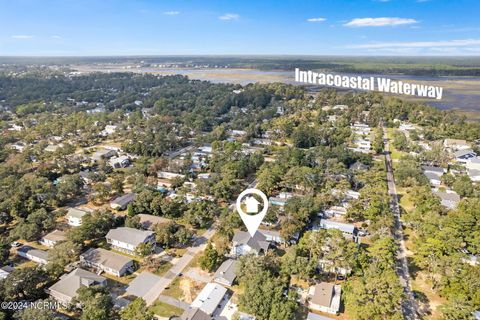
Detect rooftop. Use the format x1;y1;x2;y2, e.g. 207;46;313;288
191;282;228;316
106;227;154;247
81;248;133;271
48;268;106;300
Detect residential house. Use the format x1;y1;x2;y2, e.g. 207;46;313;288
422;165;446;176
315;219;358;242
110;193;135;210
17;245;50;265
322;206;347;218
434;191;460;209
467;158;480;171
126;271;165;306
308;282;341;315
467;169;480;182
157;171;186;180
454;149;477;163
444;139;470;151
424;172;442;186
40;230;67;247
137;214;171;230
80;248;134;277
231;231;270;257
0;266;14;280
106;227;155;255
349;161;368;171
258;229;287;244
191;283;228;316
181;308;211;320
269;192;293;207
91;148;116;161
66;207;90;226
213;259;238;287
307;312;335;320
109;155;131;168
48;268;106;305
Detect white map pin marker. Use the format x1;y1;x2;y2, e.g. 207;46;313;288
236;188;269;237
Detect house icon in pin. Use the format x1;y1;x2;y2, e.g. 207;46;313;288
245;196;261;213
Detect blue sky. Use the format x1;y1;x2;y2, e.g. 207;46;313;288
1;0;480;56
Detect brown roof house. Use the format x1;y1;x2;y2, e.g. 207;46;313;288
308;282;341;315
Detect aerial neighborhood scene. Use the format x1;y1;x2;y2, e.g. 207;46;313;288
1;1;480;320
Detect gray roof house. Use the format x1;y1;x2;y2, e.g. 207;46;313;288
16;245;50;265
0;266;14;279
231;231;270;257
80;248;134;277
315;219;358;242
454;149;477;163
110;193;135;210
48;268;106;304
213;259;238;287
137;214;171;230
421;165;445;176
424;172;442;186
434;191;461;209
307;312;335;320
126;271;165;306
91;148;116;161
106;227;155;255
181;307;211;320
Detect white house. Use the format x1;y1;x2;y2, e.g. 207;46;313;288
66;207;89;227
191;283;229;316
231;231;270;257
454;149;477;163
80;248;134;277
308;282;341;315
40;230;67;247
17;246;50;265
106;227;155;255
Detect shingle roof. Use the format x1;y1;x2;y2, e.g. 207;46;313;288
232;231;269;252
213;259;238;286
110;193;135;207
311;282;334;307
81;248;133;271
126;271;164;305
434;191;460;202
42;229;67;243
181;307;211;320
106;227;154;247
48;268;106;300
17;245;50;261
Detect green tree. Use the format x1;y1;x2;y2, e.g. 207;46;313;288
120;298;154;320
199;242;223;272
75;286;113;320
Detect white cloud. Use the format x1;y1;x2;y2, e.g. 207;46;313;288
344;17;418;27
348;39;480;49
163;11;179;15
307;17;326;22
51;35;62;39
11;35;33;39
219;13;239;21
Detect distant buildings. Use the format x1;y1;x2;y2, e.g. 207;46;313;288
314;219;358;242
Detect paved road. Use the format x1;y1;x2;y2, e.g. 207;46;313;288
384;129;419;320
151;228;216;304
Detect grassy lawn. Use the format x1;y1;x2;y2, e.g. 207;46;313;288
163;277;183;300
149;300;183;318
152;261;173;277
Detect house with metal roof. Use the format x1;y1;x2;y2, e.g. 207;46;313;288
80;248;134;277
106;227;155;255
434;191;460;209
191;283;228;316
48;268;106;304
